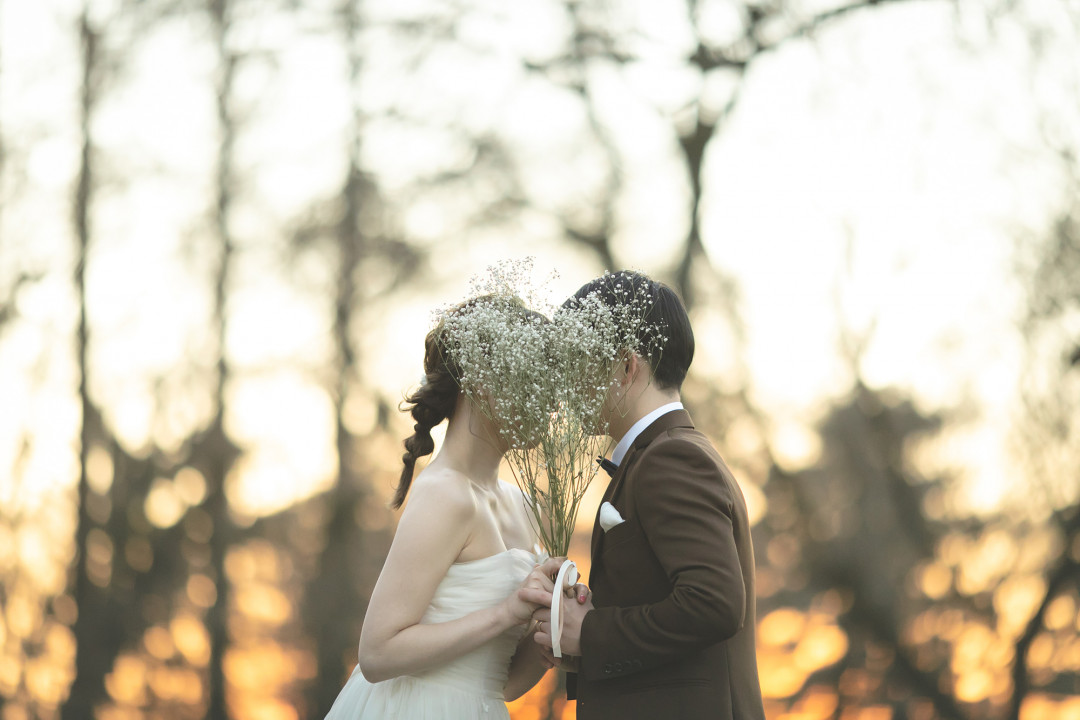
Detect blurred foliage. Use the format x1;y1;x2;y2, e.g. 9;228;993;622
0;0;1078;719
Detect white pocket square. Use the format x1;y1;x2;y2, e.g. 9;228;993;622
599;502;626;532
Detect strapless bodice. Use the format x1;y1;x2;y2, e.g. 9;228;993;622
410;547;538;698
324;548;540;719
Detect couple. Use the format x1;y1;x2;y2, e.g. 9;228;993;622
325;271;766;720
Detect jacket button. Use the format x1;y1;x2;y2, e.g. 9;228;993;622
603;664;612;674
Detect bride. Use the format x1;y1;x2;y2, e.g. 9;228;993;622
325;303;561;719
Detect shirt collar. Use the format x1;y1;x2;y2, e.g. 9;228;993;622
610;401;684;466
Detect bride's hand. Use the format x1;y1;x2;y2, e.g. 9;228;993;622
506;558;564;624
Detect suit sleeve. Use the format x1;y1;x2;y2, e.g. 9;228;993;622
578;438;746;680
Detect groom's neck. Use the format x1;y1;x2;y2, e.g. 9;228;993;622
608;384;681;444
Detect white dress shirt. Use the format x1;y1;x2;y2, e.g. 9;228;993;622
610;401;684;467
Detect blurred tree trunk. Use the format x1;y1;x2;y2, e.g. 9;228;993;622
1007;507;1080;719
204;0;242;715
301;2;372;712
62;11;118;719
1007;165;1080;716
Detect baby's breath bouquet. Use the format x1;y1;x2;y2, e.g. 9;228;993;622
437;261;665;653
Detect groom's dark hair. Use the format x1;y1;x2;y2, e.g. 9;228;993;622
567;271;694;391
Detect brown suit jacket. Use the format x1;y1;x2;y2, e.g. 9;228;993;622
568;409;765;720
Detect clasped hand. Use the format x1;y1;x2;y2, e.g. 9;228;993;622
515;557;594;669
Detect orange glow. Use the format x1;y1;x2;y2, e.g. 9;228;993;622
24;655;69;706
224;642;298;691
508;669;547;718
144;625;176;660
1028;633;1054;669
187;574;218;608
175;467;208;505
5;589;42;640
1015;530;1061;574
235;584;292;626
757;607;849;701
1064;638;1080;672
44;622;75;664
758;650;808;699
1020;693;1080;720
227;546;259;583
1045;594;1077;631
18;525;69;595
995;574;1047;638
935;609;966;641
87;444;114;494
231;697;300;720
906;609;937;645
104;654;148;705
915;562;951;600
794;624;848;671
0;526;15;572
148;666;203;703
759;608;807;647
938;533;970;566
0;653;21;695
145;478;186;528
839;707;892;720
171;613;211;667
226;541;284;584
779;685;838;720
507;669;571;720
951;623;994;673
97;708;144;720
954;667;994;703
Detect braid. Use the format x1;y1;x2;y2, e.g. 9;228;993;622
392;327;460;509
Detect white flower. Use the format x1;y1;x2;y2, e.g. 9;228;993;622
430;260;666;556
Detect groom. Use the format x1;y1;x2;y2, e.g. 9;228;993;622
524;271;766;720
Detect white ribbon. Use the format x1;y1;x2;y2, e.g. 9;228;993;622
549;559;579;659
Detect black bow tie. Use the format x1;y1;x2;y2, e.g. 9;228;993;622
596;457;618;477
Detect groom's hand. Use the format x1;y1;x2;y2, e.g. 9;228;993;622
531;582;593;659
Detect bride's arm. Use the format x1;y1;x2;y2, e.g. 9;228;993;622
358;476;534;683
503;485;555;700
504;622;551;701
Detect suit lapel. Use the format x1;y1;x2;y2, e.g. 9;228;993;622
589;409;695;571
590;459;630;563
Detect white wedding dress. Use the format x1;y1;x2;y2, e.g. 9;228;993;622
325;547;537;719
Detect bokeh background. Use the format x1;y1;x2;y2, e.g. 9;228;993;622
2;0;1079;718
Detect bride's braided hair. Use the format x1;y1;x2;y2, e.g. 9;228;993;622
393;323;461;509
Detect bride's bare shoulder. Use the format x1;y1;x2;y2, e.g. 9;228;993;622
497;479;529;503
404;467;479;518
